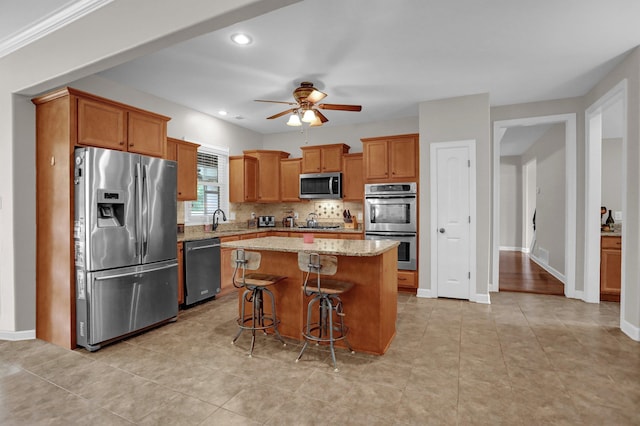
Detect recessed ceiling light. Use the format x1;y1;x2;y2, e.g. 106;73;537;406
218;110;228;116
231;33;252;45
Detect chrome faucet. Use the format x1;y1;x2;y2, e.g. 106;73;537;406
212;209;227;231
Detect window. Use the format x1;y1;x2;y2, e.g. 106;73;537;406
184;145;229;224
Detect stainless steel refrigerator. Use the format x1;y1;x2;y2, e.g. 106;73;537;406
74;147;178;351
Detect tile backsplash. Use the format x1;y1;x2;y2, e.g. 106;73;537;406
178;200;363;228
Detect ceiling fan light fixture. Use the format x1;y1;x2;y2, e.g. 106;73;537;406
301;109;316;123
286;112;302;126
309;114;323;127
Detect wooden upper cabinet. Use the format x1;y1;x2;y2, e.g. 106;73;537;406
361;133;418;182
280;158;301;201
77;98;126;150
127;111;167;157
167;137;199;201
229;155;258;202
342;153;363;200
301;143;350;173
74;89;169;158
243;150;290;202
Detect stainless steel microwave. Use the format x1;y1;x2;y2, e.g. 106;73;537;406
299;172;342;199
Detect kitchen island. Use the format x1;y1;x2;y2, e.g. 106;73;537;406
221;237;399;355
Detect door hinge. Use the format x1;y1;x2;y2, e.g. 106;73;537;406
468;159;471;167
468;216;471;223
468;272;471;279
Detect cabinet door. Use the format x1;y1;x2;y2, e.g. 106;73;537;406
363;140;389;180
340;233;363;240
220;236;240;295
280;159;301;201
229;156;258;202
301;147;322;173
256;152;281;202
176;142;198;201
321;145;345;172
77;98;127;150
397;270;417;289
177;243;184;305
600;238;621;300
389;136;418;180
342;154;363;200
127;111;166;158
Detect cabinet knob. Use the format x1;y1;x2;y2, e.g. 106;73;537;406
119;141;125;146
129;143;134;147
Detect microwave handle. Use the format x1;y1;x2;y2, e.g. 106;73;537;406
329;177;333;194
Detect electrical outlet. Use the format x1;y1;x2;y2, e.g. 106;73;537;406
294;212;298;219
614;211;622;221
229;212;236;220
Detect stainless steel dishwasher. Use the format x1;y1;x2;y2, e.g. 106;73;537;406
183;238;221;307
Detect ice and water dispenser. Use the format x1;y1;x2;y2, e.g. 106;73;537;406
96;189;125;227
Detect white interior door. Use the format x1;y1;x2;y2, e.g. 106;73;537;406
434;144;471;299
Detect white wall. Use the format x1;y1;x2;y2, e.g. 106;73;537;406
584;47;640;335
522;123;566;274
418;93;491;300
261;116;418;157
499;157;522;249
0;0;297;335
601;137;623;219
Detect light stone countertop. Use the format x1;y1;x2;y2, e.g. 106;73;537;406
178;225;362;242
221;236;399;257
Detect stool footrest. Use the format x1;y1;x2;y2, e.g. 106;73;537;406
302;323;349;343
237;315;280;332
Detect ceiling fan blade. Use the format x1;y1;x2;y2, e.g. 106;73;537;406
255;99;297;106
267;109;295;120
306;89;327;103
317;103;362;112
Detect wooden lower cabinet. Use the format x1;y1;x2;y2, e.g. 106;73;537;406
340;233;363;240
220;236;241;296
397;270;417;291
600;236;621;302
177;243;184;305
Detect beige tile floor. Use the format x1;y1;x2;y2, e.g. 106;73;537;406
1;291;639;425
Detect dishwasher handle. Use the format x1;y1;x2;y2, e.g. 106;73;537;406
187;243;220;251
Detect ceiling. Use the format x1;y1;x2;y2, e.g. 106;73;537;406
3;0;640;135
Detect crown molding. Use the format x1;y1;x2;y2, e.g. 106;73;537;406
0;0;112;58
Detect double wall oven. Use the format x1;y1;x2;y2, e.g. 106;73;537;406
364;182;417;270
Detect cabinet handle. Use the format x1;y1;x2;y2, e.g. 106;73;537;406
398;277;407;281
120;141;125;146
129;143;134;147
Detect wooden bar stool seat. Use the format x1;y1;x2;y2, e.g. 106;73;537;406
296;252;354;372
231;249;287;357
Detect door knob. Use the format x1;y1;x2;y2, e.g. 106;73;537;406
439;228;445;233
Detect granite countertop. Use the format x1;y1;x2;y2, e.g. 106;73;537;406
601;230;622;237
221;236;399;257
178;225;362;242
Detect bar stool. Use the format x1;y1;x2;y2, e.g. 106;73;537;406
231;249;287;357
296;252;354;372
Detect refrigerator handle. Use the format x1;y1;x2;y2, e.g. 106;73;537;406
135;162;143;261
142;164;149;258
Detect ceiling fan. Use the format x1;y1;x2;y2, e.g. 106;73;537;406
255;81;362;126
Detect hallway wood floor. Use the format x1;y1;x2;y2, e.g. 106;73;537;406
499;250;565;296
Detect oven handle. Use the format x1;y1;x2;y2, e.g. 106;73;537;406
365;195;416;199
366;232;416;237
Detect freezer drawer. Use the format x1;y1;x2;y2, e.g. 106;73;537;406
76;260;178;351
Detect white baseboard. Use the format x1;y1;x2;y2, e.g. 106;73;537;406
416;287;435;298
529;254;566;285
621;319;640;341
0;329;35;341
474;293;491;304
499;246;530;253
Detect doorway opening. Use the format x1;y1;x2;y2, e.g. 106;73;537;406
492;114;577;297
